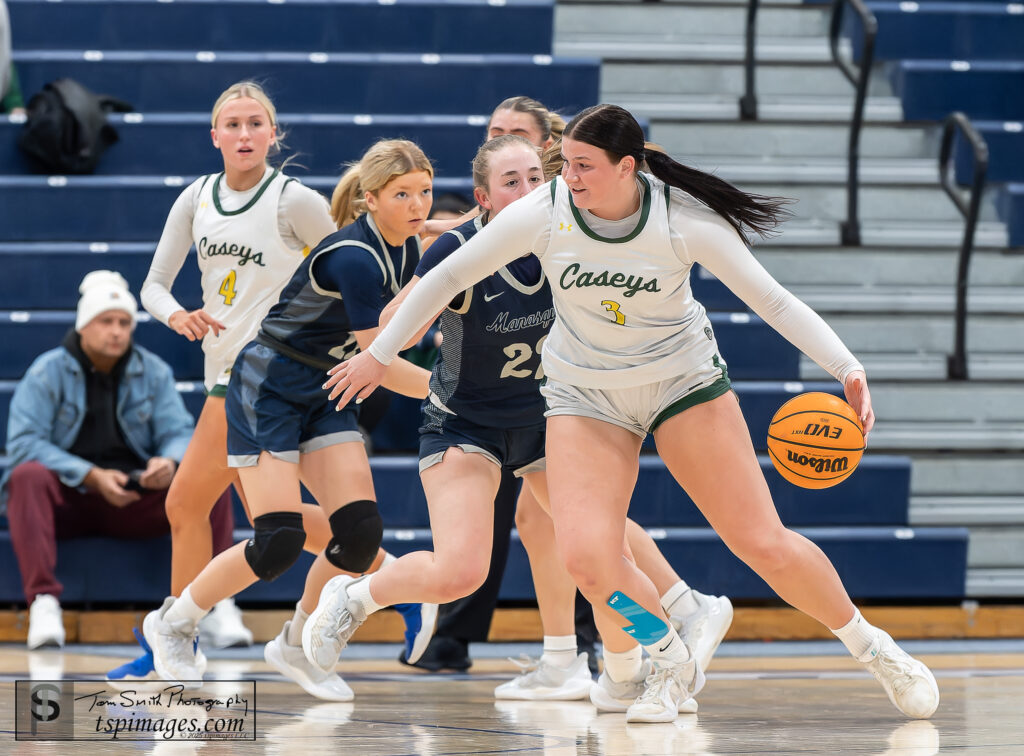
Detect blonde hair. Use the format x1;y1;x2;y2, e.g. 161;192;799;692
210;81;286;162
330;139;434;228
472;135;540;191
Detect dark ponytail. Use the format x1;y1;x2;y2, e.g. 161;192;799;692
564;104;790;239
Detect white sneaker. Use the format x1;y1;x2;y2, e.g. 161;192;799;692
672;591;733;672
143;596;204;689
861;632;939;719
27;594;66;650
495;653;594;701
626;657;705;723
265;621;354;701
199;598;253;649
590;657;695;714
302;575;368;674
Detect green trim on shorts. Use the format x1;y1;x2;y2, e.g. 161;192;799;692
648;355;732;433
206;384;229;398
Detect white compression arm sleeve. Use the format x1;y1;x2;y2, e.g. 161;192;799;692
368;191;549;364
674;206;863;384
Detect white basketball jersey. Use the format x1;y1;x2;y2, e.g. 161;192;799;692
192;169;304;390
538;173;717;389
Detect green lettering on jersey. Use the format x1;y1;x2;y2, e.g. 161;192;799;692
558;263;660;298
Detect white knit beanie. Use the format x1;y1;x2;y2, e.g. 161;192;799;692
75;270;138;332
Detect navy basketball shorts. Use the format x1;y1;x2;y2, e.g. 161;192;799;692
226;342;363;468
418;406;546;478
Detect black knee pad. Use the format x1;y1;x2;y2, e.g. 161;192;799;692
244;512;306;582
325;500;383;573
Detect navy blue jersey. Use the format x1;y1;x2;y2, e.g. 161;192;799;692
418;216;553;429
259;214;419;368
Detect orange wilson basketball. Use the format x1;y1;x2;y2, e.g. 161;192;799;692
767;392;865;489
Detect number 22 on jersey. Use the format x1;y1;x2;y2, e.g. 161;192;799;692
219;270;238;305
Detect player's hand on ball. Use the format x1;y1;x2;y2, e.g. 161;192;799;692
324;351;387;410
843;369;874;439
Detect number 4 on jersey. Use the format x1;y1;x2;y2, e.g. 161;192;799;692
219;270;238;305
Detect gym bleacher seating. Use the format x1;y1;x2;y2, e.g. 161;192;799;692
0;0;969;610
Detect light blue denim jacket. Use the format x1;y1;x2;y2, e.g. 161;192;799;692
1;343;195;512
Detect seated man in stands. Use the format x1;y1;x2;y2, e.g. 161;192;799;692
0;270;237;649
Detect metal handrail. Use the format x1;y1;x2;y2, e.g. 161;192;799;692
939;112;989;381
828;0;877;246
740;0;760;120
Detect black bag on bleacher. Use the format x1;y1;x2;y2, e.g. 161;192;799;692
18;77;132;174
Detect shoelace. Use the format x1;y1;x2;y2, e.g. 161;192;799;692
875;649;918;696
634;667;679;706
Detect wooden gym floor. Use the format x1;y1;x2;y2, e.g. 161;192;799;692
1;639;1023;755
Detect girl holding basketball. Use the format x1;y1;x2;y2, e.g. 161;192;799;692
303;133;730;713
323;105;939;723
139;134;436;696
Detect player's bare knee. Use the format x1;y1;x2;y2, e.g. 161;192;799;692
244;511;306;581
325;500;383;573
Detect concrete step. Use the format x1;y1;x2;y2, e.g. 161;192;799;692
601;61;895;98
800;353;1024;381
690;157;939;185
613;94;905;123
556;3;830;40
967;568;1024;597
652;121;938;159
781;285;1024;314
556;36;837;63
753;248;1024;287
910;455;1024;496
754;220;1008;248
912;496;1024;526
738;184;996;223
814;313;1024;354
868;422;1024;451
968;528;1024;569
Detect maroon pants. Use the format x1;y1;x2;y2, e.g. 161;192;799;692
6;461;234;604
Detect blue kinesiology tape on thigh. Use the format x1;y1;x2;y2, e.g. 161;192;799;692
607;591;670;645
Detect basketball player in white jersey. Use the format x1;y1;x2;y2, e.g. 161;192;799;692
107;82;433;696
322;104;941;723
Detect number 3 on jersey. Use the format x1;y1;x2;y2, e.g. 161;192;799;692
219;270;238;306
602;299;626;326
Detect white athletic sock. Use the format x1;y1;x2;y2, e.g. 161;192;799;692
164;587;208;630
644;625;691;670
661;580;699;619
603;646;643;683
286;603;309;646
348;575;384;616
540;635;578;669
832;609;879;660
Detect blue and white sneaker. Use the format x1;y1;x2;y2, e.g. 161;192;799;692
106;628;156;690
394;602;438;665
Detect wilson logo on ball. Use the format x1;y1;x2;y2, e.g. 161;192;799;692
766;392;865;489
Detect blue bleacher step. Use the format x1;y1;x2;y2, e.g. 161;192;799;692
0;175;472;241
890;60;1024;122
954;120;1024;185
0;245;741;312
367;454;911;529
12;51;599;116
996;183;1024;248
0;524;966;604
844;2;1024;62
1;113;500;177
6;0;554;55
